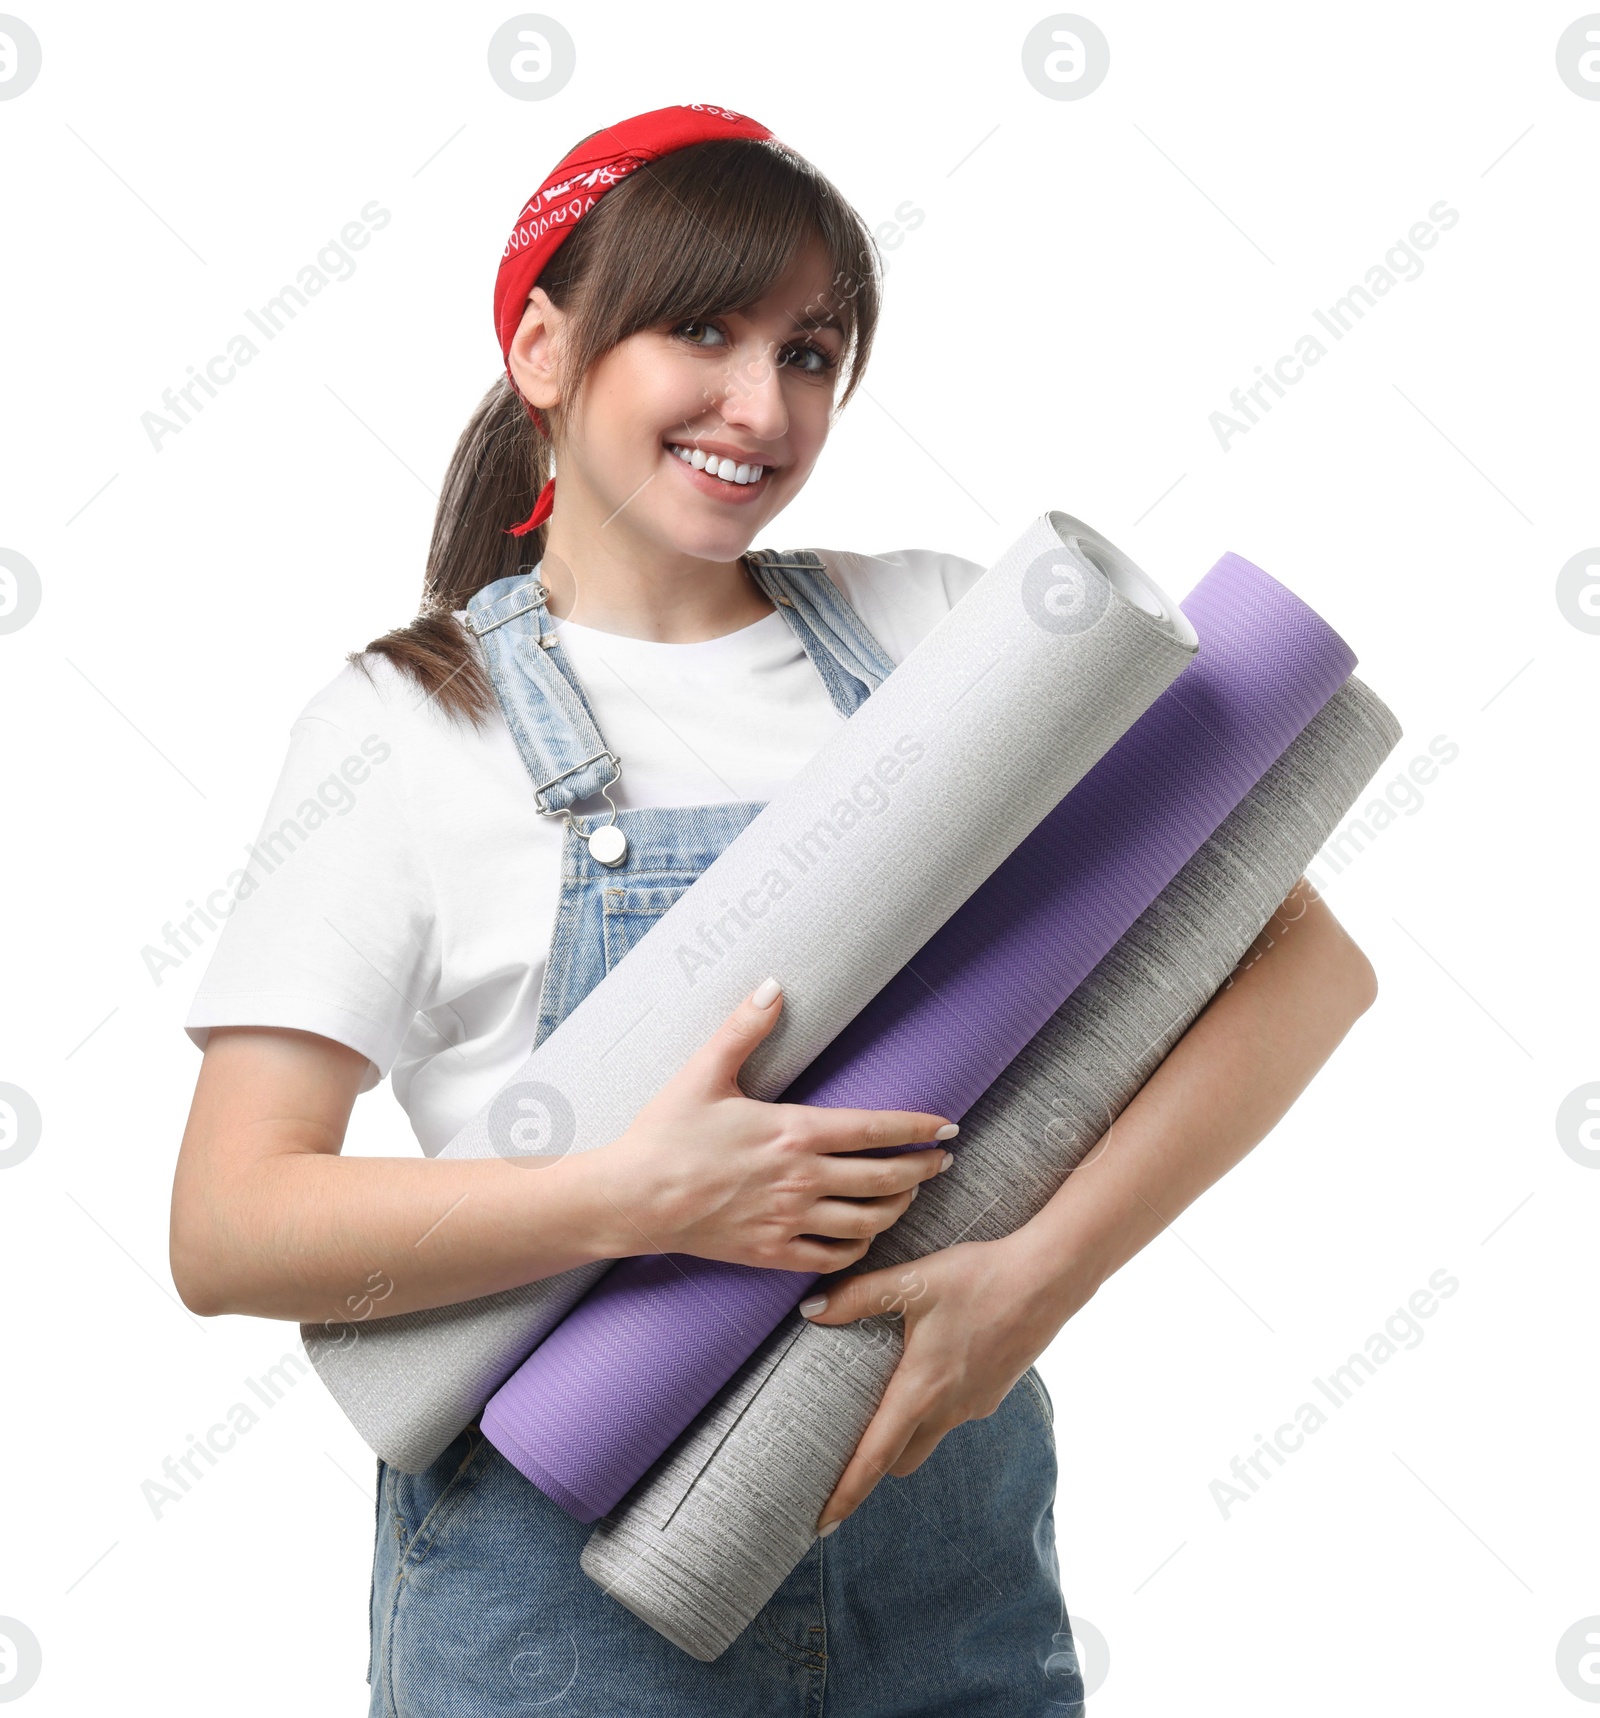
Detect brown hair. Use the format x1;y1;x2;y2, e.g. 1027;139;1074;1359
353;135;883;724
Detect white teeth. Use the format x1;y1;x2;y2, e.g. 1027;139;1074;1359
668;443;766;484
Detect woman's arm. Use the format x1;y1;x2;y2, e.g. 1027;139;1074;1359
169;988;955;1324
171;1025;618;1324
804;879;1378;1530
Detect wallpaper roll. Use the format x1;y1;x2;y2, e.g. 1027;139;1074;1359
481;550;1357;1522
304;512;1199;1473
580;676;1402;1661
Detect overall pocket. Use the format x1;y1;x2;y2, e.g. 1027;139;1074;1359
601;879;695;971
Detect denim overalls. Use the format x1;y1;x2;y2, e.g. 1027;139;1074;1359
367;551;1085;1717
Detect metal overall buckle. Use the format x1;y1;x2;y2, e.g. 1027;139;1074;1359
535;751;628;867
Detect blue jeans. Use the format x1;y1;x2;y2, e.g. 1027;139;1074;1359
368;1366;1082;1715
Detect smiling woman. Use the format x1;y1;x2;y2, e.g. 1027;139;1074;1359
356;124;882;702
169;100;1376;1718
508;241;846;553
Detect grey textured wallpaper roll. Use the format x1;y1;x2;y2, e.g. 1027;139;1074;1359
579;675;1401;1662
304;513;1198;1472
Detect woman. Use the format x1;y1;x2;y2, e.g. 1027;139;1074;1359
171;103;1377;1715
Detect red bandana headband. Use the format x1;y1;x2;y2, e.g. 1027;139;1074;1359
493;102;781;536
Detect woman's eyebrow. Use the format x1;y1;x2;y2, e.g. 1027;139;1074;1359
722;303;846;344
784;309;844;334
733;301;843;334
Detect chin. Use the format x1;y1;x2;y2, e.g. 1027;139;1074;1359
642;489;779;560
657;516;767;562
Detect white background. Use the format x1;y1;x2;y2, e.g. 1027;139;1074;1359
2;1;1596;1711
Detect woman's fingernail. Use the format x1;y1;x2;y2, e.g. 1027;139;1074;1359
799;1294;828;1317
940;1152;955;1171
934;1123;959;1140
750;977;781;1008
817;1518;841;1537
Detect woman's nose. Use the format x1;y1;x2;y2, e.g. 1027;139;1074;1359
714;339;790;439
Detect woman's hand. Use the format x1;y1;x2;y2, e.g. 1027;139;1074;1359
583;978;957;1273
800;1227;1095;1532
799;877;1379;1535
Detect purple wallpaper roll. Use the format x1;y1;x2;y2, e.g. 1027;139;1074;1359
481;553;1357;1522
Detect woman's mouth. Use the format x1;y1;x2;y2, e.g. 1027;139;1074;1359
664;440;772;503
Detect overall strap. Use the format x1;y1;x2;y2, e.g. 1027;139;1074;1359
742;548;897;717
461;549;900;814
461;573;620;817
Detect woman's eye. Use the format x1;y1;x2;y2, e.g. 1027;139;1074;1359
779;341;838;376
675;320;727;348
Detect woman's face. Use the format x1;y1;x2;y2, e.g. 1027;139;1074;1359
514;235;849;562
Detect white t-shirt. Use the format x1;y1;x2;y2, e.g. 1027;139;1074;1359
184;546;987;1155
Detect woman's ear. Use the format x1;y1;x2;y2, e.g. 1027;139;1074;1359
507;287;565;414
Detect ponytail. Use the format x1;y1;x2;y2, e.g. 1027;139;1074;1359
354;376;550;723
